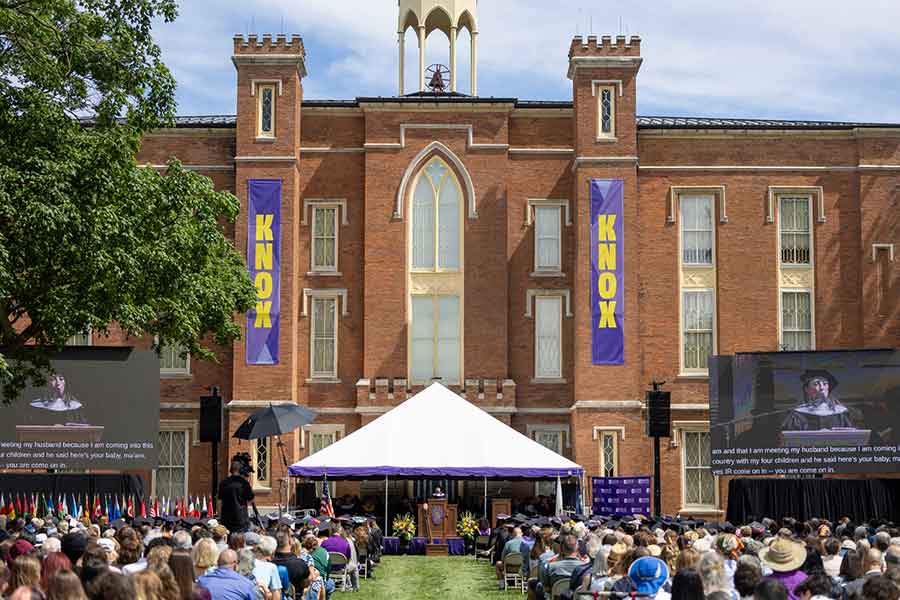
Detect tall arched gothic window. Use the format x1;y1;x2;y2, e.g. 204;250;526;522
411;157;461;271
409;155;464;384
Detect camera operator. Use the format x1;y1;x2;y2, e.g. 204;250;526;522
218;453;256;533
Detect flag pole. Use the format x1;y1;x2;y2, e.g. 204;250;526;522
384;475;389;535
483;476;487;520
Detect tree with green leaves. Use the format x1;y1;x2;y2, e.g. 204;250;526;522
0;0;255;404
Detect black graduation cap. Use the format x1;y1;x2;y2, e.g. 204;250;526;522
182;518;200;528
572;514;586;523
550;517;562;526
132;517;149;528
110;519;127;531
607;520;621;530
496;513;510;521
586;520;600;530
722;522;736;534
352;517;367;526
537;517;552;527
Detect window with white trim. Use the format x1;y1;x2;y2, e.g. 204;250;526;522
600;432;618;477
160;343;190;375
534;206;562;272
65;329;92;346
411;158;461;271
311;205;338;272
534;295;562;379
534;429;563;496
257;83;275;138
253;437;270;488
682;430;715;509
597;85;616;138
310;296;337;379
311;430;337;496
680;195;714;265
682;290;714;372
779;196;812;265
410;295;460;385
781;291;813;351
154;429;188;498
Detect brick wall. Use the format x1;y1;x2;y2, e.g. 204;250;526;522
117;31;900;517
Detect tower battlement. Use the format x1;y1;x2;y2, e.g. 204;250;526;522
569;35;641;58
233;33;305;56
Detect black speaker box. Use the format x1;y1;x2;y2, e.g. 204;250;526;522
646;391;671;437
199;394;222;443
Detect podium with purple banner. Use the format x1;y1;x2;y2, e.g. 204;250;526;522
592;476;651;516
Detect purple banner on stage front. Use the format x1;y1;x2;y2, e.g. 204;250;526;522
246;179;282;365
591;476;651;517
590;179;625;365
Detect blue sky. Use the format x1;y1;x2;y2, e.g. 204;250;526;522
154;1;900;123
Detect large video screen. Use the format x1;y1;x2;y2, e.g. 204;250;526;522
0;347;160;470
710;349;900;476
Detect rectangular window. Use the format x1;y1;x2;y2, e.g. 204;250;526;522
682;430;715;508
311;297;337;379
534;296;562;379
682;290;714;372
534;206;562;272
410;295;460;385
601;432;618;478
680;195;714;265
65;330;92;346
257;84;275;138
253;438;270;488
534;430;563;496
160;344;189;375
779;196;812;265
598;86;615;138
781;291;813;351
311;431;337;496
312;206;338;272
154;429;187;499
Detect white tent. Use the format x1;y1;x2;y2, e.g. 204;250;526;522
289;382;583;479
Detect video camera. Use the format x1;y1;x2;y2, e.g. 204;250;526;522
233;451;253;478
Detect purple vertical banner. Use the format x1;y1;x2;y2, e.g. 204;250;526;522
591;476;651;517
590;179;625;364
246;179;282;365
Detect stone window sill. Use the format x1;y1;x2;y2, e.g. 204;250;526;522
531;378;567;385
306;378;342;384
306;271;342;277
530;271;566;278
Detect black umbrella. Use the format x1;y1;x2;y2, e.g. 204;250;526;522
233;404;318;440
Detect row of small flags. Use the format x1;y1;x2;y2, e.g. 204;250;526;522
0;492;215;522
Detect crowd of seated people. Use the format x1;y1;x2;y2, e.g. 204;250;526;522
0;511;382;600
487;513;900;600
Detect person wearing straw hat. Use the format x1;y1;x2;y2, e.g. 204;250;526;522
760;537;808;600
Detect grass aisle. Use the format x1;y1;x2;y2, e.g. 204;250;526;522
350;555;512;600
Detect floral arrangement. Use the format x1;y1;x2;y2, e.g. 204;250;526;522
392;513;416;541
457;511;479;540
564;519;576;530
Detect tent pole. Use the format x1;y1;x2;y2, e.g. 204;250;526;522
384;475;389;535
483;476;487;520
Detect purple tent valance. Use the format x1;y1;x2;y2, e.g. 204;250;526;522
287;465;584;478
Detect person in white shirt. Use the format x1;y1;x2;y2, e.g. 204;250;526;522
251;535;283;600
821;538;843;579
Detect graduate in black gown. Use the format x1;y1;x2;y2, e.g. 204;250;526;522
781;370;854;431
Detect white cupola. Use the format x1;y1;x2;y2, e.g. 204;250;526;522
397;0;478;95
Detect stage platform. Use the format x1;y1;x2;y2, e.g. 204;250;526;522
382;537;465;556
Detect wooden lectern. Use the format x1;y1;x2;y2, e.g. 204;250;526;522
418;498;458;556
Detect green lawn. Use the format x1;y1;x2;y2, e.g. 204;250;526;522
346;555;512;600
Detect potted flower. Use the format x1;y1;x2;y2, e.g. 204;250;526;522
392;513;416;553
457;511;479;554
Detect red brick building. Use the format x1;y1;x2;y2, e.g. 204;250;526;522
121;1;899;517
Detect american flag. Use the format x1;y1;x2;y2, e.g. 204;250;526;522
320;475;335;518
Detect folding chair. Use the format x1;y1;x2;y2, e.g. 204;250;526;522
550;578;570;600
502;552;525;593
357;545;369;579
474;535;492;562
327;552;350;591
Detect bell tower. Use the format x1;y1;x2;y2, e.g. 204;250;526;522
398;0;478;95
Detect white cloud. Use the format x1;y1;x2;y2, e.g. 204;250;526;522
155;0;900;122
